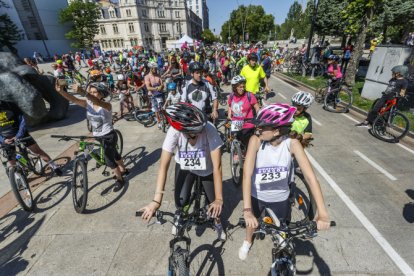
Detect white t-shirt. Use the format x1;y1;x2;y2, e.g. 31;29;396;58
162;122;223;176
86;100;113;137
167;92;181;105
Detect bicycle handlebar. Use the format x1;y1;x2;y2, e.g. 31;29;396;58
0;136;34;148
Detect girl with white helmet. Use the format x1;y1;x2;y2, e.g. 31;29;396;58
116;74;134;118
291;91;315;145
238;103;331;260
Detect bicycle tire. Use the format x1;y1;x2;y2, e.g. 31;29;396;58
230;140;243;187
323;87;353;113
86;118;93;133
224;126;231;153
160;113;168;133
27;154;44;176
289;170;315;223
314;87;326;104
8;166;35;212
138;95;144;109
114;129;124;156
174;252;189;276
372;111;410;143
72;159;88;213
134;110;156;127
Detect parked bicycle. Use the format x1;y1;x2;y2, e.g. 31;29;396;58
314;78;353;113
136;175;214;276
230;209;335;276
51;131;123;213
371;94;410;143
0;137;44;211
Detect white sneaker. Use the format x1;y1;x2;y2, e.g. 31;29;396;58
238;240;251;260
214;223;227;241
158;123;162;129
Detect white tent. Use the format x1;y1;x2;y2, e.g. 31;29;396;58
176;35;194;45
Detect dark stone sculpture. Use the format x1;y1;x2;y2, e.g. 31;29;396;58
0;52;69;125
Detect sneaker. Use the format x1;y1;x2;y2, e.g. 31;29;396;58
238;240;252;260
355;121;369;127
214;223;227;241
158;123;162;129
53;168;63;176
113;179;124;192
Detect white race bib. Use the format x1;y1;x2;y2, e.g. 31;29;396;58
255;166;288;187
179;150;207;170
231;120;244;132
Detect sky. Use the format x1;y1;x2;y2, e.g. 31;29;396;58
207;0;300;35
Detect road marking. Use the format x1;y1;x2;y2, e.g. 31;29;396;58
353;150;397;181
306;151;413;275
396;143;414;155
342;113;360;124
312;118;322;126
278;93;287;100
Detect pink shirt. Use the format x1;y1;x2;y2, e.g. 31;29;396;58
228;92;257;129
327;64;343;79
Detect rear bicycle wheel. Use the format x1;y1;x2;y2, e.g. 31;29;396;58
230;140;243;187
8;166;35;212
134;110;156;127
72;159;88;213
114;129;124;156
289;170;315;223
372;111;410;143
323;87;353;113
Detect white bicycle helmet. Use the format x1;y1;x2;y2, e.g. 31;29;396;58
117;74;124;81
291;91;314;108
231;75;246;86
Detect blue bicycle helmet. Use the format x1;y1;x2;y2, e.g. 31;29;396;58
167;82;177;91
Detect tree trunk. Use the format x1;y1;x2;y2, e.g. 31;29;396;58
341;34;347;48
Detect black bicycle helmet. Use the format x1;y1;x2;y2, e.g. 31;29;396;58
89;82;110;98
391;65;409;77
189;62;203;73
248;53;258;61
164;103;207;134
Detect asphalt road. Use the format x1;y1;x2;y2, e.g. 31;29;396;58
0;74;413;276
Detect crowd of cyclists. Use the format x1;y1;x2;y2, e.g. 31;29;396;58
2;40;411;266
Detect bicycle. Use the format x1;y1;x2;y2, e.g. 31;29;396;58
0;137;43;211
50;130;123;213
314;78;353;113
230;209;335;276
371;94;410;143
136;175;214;276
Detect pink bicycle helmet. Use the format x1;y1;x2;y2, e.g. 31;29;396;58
254;103;296;128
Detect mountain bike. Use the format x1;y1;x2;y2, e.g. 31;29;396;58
315;78;353;113
231;209;335;276
51;130;123;213
371;94;410;143
0;137;43;211
136;175;214;276
289;165;316;223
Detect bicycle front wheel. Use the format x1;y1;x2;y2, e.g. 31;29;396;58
323;87;353;113
28;154;44;176
372;111;410;143
114;129;124;156
230;141;243;187
9;166;35;212
170;250;189;276
134;110;156;127
314;87;326;104
72;159;88;213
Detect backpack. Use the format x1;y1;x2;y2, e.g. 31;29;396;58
229;92;257;117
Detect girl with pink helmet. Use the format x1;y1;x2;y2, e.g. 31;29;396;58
238;103;331;261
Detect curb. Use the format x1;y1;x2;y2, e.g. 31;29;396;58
273;72;414;141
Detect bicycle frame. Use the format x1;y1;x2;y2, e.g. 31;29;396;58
77;140;106;166
379;98;397;115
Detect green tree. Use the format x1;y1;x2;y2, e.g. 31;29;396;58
59;0;101;49
201;29;216;44
220;5;275;43
0;1;22;53
315;0;347;37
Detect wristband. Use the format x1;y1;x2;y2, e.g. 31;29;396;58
152;200;161;206
243;208;252;213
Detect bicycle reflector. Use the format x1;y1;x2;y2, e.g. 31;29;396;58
297;195;304;205
263;216;273;225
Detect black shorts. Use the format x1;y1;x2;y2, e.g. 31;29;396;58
95;130;121;169
236;128;255;149
251;196;291;223
2;132;36;161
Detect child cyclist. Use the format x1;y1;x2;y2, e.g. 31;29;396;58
290;91;315;146
139;103;226;241
239;103;331;260
163;82;181;109
227;75;260;149
54;81;128;192
116;74;134;117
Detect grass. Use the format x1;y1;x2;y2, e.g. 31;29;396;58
282;72;414;132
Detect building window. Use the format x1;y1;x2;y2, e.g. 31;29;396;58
144;22;149;32
159;23;166;32
142;9;147;17
113;24;119;34
110;10;115;18
128;22;135;33
134;38;138;45
108;40;112;48
99;25;106;34
175;11;180;18
114;40;118;47
175;1;178;6
121;39;124;47
176;22;180;32
157;10;165;18
126;9;131;17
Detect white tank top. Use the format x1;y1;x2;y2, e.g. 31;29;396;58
86;100;113;137
251;137;293;202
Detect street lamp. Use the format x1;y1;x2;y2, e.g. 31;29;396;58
306;0;319;60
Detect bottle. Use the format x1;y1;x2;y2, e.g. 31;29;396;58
16;154;22;160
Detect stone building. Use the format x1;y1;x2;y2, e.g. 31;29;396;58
186;0;208;30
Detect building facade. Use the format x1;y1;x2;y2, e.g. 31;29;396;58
94;0;203;52
0;0;73;57
186;0;208;30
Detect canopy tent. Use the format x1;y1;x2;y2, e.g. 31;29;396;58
167;35;194;49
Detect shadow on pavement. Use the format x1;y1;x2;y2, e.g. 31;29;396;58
189;239;225;276
30;104;86;131
122;146;146;168
221;178;242;230
0;212;45;275
294;239;332;276
34;181;71;213
127;148;162;179
403;189;414;223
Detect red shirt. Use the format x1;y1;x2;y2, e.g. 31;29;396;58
180;60;188;75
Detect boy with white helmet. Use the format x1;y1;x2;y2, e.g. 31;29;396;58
291;91;314;145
